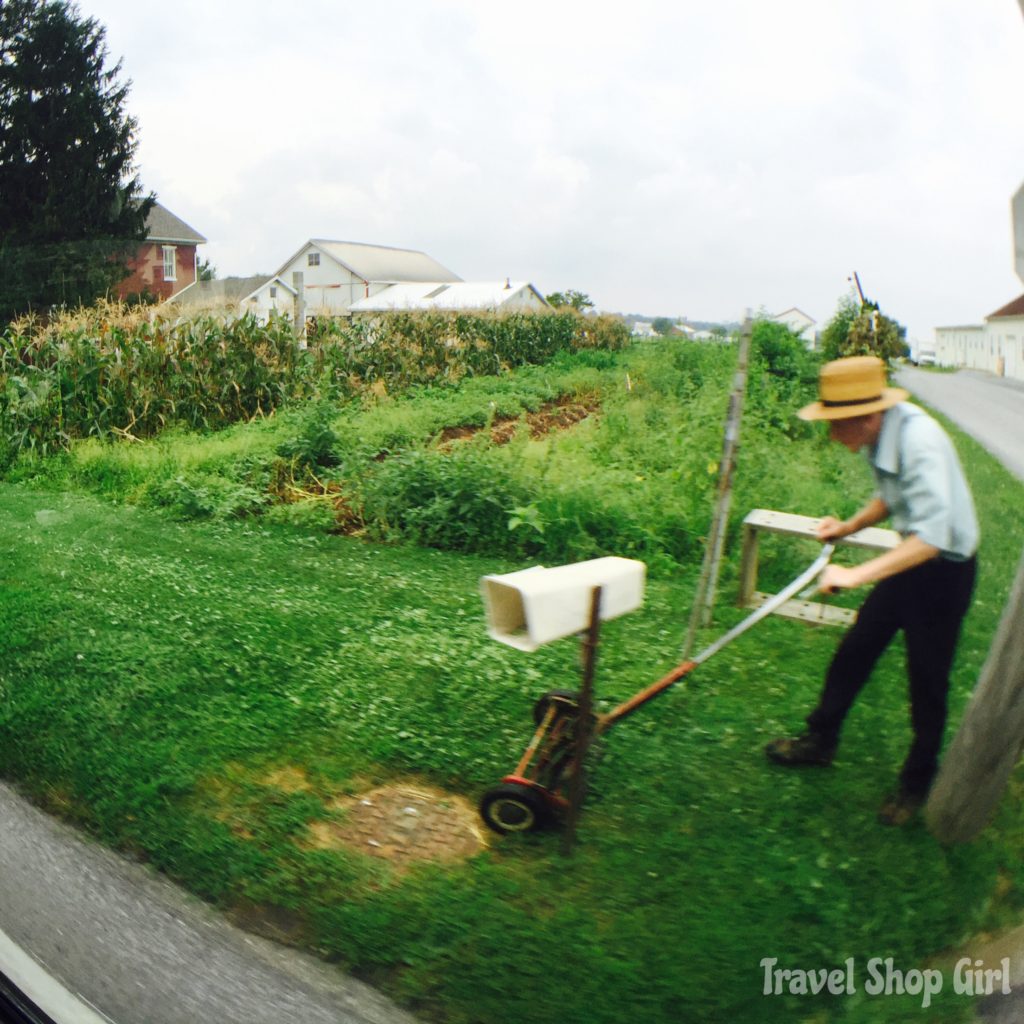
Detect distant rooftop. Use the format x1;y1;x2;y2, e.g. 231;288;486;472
145;202;206;245
299;240;461;284
165;276;269;307
986;293;1024;319
349;280;546;312
987;292;1024;315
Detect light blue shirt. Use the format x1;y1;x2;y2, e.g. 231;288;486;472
869;403;979;560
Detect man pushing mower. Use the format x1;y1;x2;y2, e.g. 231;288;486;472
765;356;979;826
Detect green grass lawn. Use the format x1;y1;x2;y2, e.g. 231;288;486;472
1;441;1022;1022
2;340;1023;1023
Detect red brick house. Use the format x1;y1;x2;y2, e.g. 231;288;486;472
117;202;207;302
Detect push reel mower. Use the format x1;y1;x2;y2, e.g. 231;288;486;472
479;544;835;835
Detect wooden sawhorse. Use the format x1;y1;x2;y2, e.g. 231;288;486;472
738;509;901;626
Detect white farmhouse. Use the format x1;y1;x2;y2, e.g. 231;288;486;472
630;321;658;338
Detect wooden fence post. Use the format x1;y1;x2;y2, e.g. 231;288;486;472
925;547;1024;843
562;586;601;857
682;312;752;658
292;271;307;349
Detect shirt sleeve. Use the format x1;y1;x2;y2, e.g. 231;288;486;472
898;418;953;550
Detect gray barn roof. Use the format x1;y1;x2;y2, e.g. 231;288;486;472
301;239;461;283
166;276;270;307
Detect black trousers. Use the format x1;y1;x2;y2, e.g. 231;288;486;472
806;554;977;796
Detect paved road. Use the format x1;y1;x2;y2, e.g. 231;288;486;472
895;366;1024;480
0;781;415;1024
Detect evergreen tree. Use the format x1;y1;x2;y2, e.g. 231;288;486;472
0;0;154;322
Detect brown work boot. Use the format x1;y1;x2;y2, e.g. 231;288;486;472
877;789;925;827
764;732;836;767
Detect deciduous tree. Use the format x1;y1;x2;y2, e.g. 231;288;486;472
819;293;909;364
546;289;594;312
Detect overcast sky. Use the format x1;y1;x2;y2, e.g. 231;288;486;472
81;0;1023;343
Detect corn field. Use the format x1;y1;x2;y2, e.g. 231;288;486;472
0;303;629;462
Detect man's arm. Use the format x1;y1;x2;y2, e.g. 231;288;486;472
816;496;889;541
818;535;940;593
815;496;940;592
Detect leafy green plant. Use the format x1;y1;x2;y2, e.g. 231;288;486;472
146;474;269;519
275;402;343;470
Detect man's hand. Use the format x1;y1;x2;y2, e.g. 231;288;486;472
817;563;863;594
816;536;940;595
816;516;848;542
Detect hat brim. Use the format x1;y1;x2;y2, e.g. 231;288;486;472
797;387;908;421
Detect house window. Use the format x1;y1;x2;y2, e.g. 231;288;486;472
162;246;177;282
307;252;320;267
269;286;278;298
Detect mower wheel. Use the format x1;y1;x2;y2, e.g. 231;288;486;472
532;689;581;725
479;782;550;834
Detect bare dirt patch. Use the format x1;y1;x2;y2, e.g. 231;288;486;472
307;783;486;870
439;395;599;448
198;766;486;870
260;765;313;793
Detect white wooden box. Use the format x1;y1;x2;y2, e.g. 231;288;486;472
481;556;646;652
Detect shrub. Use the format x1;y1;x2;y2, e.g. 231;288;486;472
275;403;342;470
145;475;269;520
746;319;820;435
359;446;530;555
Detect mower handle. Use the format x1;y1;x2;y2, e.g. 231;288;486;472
690;542;835;666
598;543;835;732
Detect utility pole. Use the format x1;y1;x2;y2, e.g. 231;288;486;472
926;548;1024;843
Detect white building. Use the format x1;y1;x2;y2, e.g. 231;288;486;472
348;280;549;314
771;307;817;347
934;294;1024;383
238;276;298;322
983;295;1024;380
256;239;462;320
234;240;553;322
630;321;658;338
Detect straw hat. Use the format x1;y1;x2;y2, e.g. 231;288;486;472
798;356;908;421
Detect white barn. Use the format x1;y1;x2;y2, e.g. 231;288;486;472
260;239;462;319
